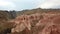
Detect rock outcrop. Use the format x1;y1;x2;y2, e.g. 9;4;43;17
11;12;60;34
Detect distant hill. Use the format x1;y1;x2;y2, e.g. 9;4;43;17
0;11;16;20
16;8;60;16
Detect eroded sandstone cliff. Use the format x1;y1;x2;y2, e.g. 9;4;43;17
11;12;60;34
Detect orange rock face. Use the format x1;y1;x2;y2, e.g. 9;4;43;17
11;12;60;34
